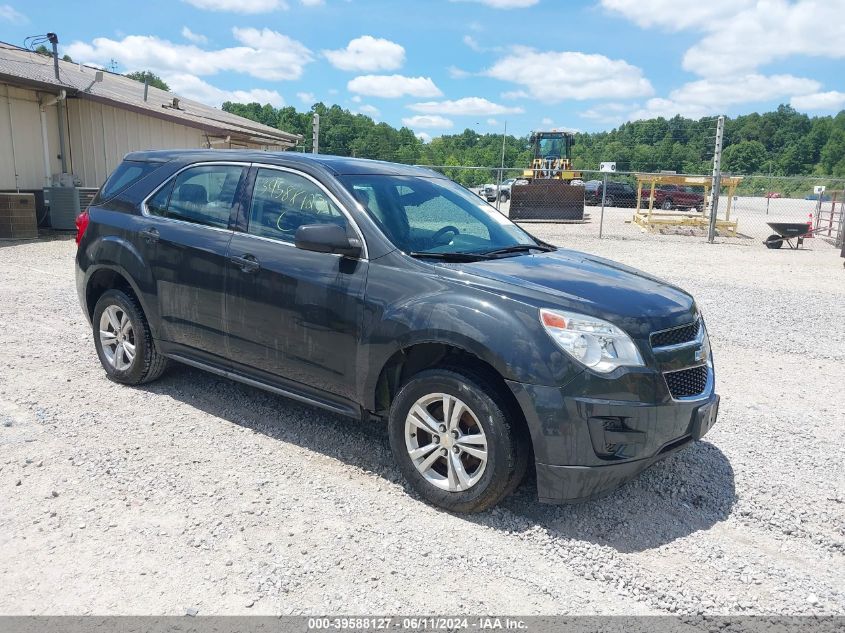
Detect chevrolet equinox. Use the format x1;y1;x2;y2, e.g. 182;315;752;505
75;151;719;512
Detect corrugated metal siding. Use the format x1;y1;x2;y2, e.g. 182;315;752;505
0;84;61;190
1;82;286;190
66;98;209;187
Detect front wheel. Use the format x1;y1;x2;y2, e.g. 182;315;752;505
499;192;510;203
92;289;168;385
388;368;529;513
765;234;784;249
661;199;673;210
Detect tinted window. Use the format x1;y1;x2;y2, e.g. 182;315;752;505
247;168;345;242
148;165;245;229
95;160;161;203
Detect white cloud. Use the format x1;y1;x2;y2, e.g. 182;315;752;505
350;95;362;103
0;4;26;22
541;117;553;125
402;115;454;129
347;75;443;98
601;0;845;79
300;0;323;4
599;0;754;31
450;0;539;8
485;48;653;102
682;1;845;76
65;28;314;81
323;36;405;72
357;104;381;118
791;91;845;111
626;74;821;120
579;102;633;124
408;97;523;116
183;0;287;12
669;74;820;108
487;118;499;125
164;73;285;107
297;91;315;104
416;132;433;143
448;66;471;79
463;35;483;52
181;26;208;44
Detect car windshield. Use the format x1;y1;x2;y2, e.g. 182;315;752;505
340;175;541;256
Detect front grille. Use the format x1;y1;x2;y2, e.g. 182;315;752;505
651;320;700;348
664;365;709;398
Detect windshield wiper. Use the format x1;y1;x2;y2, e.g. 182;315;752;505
408;251;492;262
481;244;555;256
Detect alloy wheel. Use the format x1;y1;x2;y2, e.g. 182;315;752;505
404;393;488;492
99;305;136;371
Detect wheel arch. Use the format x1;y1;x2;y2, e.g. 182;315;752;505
369;341;531;448
84;264;157;337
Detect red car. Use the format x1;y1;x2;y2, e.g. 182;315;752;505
652;185;705;211
765;192;783;199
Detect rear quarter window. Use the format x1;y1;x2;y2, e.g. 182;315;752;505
93;160;162;204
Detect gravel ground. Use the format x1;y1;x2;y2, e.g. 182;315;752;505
1;232;843;616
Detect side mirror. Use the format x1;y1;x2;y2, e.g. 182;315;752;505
294;223;362;258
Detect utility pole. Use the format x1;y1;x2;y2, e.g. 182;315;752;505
495;120;507;213
707;115;725;243
312;113;320;154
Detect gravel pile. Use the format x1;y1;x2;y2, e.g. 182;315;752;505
1;233;842;615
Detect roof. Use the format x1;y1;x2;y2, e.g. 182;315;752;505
0;41;302;147
124;149;444;177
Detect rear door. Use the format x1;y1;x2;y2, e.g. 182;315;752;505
140;162;248;362
223;165;368;404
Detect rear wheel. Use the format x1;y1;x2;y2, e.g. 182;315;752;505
499;191;510;203
388;368;528;513
661;198;673;210
604;195;615;207
765;234;784;249
92;289;168;385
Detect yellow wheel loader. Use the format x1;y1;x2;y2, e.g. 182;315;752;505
510;131;585;221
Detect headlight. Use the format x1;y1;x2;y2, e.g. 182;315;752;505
540;308;644;373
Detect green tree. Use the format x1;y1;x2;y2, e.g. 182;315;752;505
125;71;170;91
722;140;768;174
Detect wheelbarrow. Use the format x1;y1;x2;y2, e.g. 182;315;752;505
763;222;823;249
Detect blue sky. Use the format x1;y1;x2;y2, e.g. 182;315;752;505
2;0;844;139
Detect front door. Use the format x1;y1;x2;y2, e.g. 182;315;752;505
141;163;247;361
224;166;368;403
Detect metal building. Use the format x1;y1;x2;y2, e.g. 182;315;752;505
0;40;301;198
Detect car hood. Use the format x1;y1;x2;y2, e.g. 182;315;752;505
450;249;697;337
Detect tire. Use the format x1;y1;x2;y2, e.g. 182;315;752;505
499;192;510;203
92;289;169;385
604;195;615;207
765;235;784;249
661;198;673;210
388;367;529;513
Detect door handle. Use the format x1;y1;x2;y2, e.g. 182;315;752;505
230;254;260;273
140;226;159;244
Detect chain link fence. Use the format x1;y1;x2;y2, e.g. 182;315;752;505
422;165;845;250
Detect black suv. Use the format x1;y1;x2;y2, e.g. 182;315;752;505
76;151;718;512
584;180;637;207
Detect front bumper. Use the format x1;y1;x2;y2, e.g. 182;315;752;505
508;377;719;503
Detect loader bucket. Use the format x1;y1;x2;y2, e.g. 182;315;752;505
509;181;585;221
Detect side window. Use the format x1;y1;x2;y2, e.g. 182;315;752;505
148;165;245;229
247;168;345;242
95;160;162;204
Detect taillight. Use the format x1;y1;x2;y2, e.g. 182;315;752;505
75;209;90;246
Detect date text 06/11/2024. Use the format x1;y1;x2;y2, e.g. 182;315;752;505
307;617;528;631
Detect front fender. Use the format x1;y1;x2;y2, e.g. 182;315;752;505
358;271;582;410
